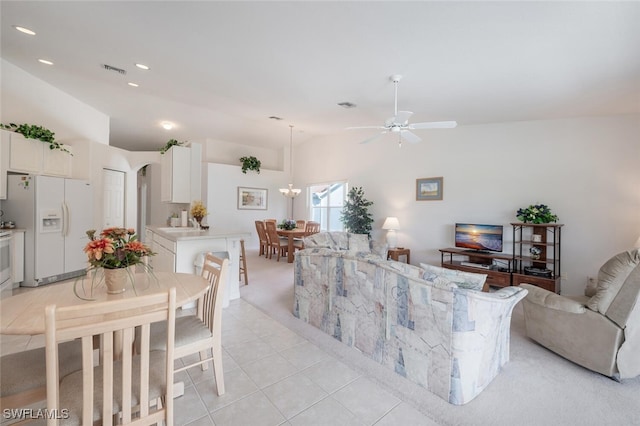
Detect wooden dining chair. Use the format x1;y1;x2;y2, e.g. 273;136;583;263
294;221;321;250
265;220;289;261
0;340;83;412
295;219;306;229
45;288;177;425
143;253;228;396
255;220;270;257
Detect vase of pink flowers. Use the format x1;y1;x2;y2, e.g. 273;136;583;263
75;227;155;299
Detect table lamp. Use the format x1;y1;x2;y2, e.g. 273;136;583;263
382;217;400;249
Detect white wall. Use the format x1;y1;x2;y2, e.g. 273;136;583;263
200;137;283;171
205;163;288;248
293;115;640;296
0;60;110;145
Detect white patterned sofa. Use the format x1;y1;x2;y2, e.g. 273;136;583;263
293;232;527;405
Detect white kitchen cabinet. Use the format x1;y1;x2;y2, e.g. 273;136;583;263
0;131;8;199
151;232;176;272
161;145;191;203
11;230;25;285
5;131;72;177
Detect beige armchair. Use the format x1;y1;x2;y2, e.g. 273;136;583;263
520;249;640;380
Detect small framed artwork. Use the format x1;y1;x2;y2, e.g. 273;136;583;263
238;187;268;210
416;177;443;201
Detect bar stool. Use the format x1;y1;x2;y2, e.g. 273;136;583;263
239;239;248;285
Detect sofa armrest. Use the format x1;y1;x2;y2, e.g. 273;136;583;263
519;284;586;314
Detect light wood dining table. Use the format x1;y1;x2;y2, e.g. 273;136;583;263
276;228;308;263
0;272;209;335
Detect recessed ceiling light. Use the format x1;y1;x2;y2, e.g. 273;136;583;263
14;26;36;35
38;59;53;65
161;121;174;130
135;63;150;70
128;82;139;87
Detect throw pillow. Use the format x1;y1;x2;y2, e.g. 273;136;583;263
586;250;640;314
369;240;388;259
420;263;487;291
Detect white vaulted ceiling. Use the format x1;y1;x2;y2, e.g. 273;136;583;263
1;1;639;152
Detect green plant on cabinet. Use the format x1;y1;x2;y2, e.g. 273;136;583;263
159;138;184;154
240;156;261;174
0;122;72;154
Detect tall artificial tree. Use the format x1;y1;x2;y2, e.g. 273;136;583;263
341;186;374;237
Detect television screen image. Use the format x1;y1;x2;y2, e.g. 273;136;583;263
455;223;503;252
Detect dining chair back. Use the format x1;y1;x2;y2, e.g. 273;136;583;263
45;288;177;425
255;220;269;257
305;221;321;235
295;220;306;229
265;220;288;261
142;253;229;396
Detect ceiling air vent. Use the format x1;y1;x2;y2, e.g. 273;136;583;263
268;116;284;121
101;64;127;75
338;102;357;109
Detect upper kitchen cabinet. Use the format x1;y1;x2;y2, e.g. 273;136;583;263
1;130;72;177
161;144;201;203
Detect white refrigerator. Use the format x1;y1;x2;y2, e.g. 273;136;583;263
5;175;93;287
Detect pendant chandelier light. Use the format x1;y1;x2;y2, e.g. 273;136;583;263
279;124;301;198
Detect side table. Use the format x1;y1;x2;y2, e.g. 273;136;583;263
388;247;410;264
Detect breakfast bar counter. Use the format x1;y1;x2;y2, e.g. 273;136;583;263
145;226;250;306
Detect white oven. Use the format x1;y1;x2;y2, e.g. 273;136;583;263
0;231;11;288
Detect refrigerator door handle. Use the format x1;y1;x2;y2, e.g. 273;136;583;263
62;202;69;237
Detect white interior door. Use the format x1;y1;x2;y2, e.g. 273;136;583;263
103;169;125;228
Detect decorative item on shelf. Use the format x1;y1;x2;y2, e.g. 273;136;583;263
0;122;72;155
279;125;301;198
159;138;183;154
529;246;542;260
240;156;261;174
340;186;374;237
278;219;297;231
382;217;400;249
74;227;155;300
532;234;542;243
190;200;208;228
516;204;558;224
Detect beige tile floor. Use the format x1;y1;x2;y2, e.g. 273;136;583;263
1;295;437;425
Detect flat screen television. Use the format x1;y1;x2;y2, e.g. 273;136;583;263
455;223;503;253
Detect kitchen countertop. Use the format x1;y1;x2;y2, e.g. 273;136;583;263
146;226;250;242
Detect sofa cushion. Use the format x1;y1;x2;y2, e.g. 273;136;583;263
347;233;371;254
369;239;388;259
587;250;640;315
303;232;349;250
420;263;487;291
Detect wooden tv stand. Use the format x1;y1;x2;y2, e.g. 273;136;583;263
439;248;514;288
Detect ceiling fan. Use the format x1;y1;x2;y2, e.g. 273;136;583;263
348;75;457;146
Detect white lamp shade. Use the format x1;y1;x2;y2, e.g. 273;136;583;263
382;217;400;230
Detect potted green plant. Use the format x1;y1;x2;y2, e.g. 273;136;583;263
341;186;374;237
516;204;559;224
159;138;183;154
0;122;71;155
240;156;261;174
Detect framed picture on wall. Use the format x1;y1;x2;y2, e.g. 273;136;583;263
416;177;443;201
238;187;268;210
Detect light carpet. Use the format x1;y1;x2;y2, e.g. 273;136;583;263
239;248;640;426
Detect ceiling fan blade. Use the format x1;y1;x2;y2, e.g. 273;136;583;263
408;121;458;130
361;131;387;144
400;130;421;144
346;125;386;130
394;111;413;125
